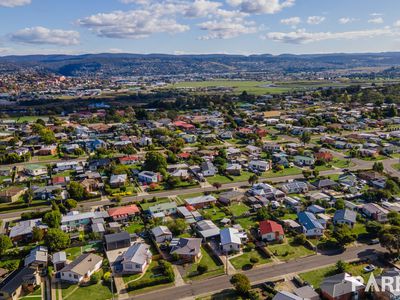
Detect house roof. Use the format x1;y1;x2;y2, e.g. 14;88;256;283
0;266;38;295
151;226;172;237
320;273;364;298
185;195;216;206
259;220;284;236
298;211;324;230
170;238;201;256
59;253;102;276
122;243;151;265
220;227;242;245
52;252;67;264
333;209;356;223
9;218;48;238
105;231;130;244
108;205;139;217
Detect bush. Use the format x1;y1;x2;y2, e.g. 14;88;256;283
245;242;256;252
127;277;170;291
197;263;208;274
103;271;111;283
250;256;259;264
90;271;101;284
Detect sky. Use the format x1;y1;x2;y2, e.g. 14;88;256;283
1;0;400;55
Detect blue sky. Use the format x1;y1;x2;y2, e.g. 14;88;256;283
1;0;400;55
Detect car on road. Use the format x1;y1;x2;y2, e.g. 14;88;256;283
364;264;376;273
368;239;380;245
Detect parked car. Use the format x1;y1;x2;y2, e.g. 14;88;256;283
364;264;376;272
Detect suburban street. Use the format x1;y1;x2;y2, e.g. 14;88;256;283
0;153;398;220
130;244;384;300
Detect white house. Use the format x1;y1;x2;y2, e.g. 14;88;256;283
249;160;270;172
120;243;152;274
220;228;247;253
138;171;160;183
59;253;103;283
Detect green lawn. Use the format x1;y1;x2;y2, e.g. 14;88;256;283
262;167;302;179
20;287;42;300
125;260;166;286
228;203;250;217
61;281;113;300
199;206;228;223
281;213;297;220
230;249;271;270
185;247;224;280
268;238;314;262
235;216;256;230
65;246;83;261
140;197;172;211
299;262;382;288
394;163;400;171
207;171;255;185
125;221;145;234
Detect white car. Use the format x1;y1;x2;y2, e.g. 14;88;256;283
364;264;376;273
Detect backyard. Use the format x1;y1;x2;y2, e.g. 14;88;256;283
185;247;224;280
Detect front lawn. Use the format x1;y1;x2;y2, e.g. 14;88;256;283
125;220;145;234
199;206;228;223
207;171;255;184
299;262;382;288
262;167;302;179
230;249;271;270
234;216;257;230
61;281;113;300
268;238;314;262
140;197;172;211
65;246;83;261
185;247;224;280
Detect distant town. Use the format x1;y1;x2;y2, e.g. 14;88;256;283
1;56;400;300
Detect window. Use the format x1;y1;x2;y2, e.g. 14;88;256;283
74;275;78;279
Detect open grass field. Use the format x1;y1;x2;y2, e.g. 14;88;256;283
268;238;314;262
61;281;113;300
230;249;272;270
299;262;382;288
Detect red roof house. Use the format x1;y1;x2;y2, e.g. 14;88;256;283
108;205;140;221
172;121;195;131
315;151;333;162
259;220;284;242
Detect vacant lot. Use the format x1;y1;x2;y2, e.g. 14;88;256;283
230;249;271;270
268;238;314;262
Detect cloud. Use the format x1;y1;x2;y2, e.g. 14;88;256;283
184;0;222;18
198;18;257;39
338;17;357;24
0;0;30;7
307;16;325;25
10;27;80;45
368;17;384;24
77;10;189;39
280;17;301;26
226;0;294;14
394;20;400;27
265;27;396;44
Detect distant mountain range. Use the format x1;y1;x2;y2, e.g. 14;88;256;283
1;52;400;77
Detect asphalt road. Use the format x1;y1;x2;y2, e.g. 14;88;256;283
129;244;384;300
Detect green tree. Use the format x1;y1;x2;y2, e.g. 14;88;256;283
43;210;61;228
230;274;251;296
366;221;383;238
143;151;167;173
166;219;187;235
332;225;356;246
300;131;311;146
335;260;348;273
379;225;400;255
248;174;259;185
65;199;77;210
68;181;87;201
44;228;70;251
197;263;208;274
0;234;12;255
372;162;384;173
32;227;44;242
212;182;222;190
302;170;311;179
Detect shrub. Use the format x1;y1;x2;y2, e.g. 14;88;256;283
197;263;208;274
250;256;259;264
90;272;101;284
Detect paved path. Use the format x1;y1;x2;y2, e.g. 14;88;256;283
173;265;186;287
129;244;383;300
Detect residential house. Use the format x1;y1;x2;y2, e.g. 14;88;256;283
307;204;325;214
0;267;40;300
218;190;245;205
118;156;140;165
105;231;131;251
280;181;308;194
201;161;217;177
185;195;217;209
249;160;270;172
138;171;161;184
339;173;358;187
59;253;103;283
23;165;47;176
151;226;173;243
0;187;27;203
245;145;261;156
362;203;389;223
263;143;282;153
9;219;48;242
24;246;48;268
293;156;315;167
170;238;202;263
320;273;364;300
109;174;127;188
37;144;57;156
107;205;140;221
220;227;247;253
333;209;357;228
312;179;338;190
196;220;220;241
298;211;324;237
375;268;400;300
259;220;284;242
226;163;242;176
148;202;177;217
120;243;152;274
